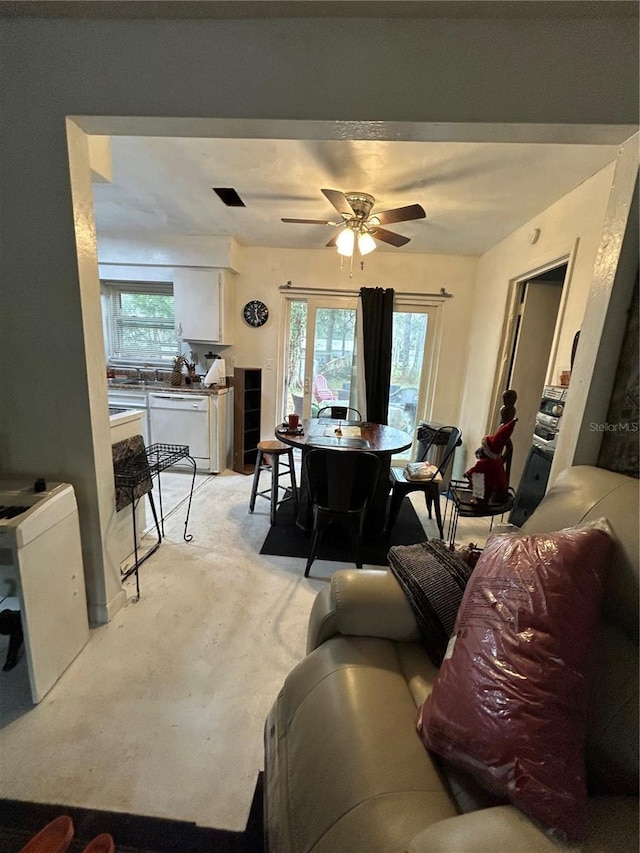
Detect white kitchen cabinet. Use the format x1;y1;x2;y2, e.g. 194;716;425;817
174;268;233;344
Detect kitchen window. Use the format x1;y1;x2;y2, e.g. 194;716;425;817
102;280;180;366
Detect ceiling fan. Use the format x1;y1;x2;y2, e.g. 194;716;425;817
281;188;426;256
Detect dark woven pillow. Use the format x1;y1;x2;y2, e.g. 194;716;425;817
387;540;473;665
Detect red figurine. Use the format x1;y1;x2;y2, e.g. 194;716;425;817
464;419;517;504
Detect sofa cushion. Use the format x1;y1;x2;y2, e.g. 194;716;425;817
405;799;640;853
265;636;455;853
387;540;473;665
585;621;639;795
416;520;612;842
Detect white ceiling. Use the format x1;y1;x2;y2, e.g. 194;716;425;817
92;136;620;256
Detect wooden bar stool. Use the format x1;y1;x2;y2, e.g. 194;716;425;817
249;440;298;525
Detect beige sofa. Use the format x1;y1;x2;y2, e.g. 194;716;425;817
264;466;639;852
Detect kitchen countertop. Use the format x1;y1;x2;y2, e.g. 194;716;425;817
107;381;230;396
109;407;145;426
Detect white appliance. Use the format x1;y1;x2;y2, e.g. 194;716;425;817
0;481;89;703
148;390;231;473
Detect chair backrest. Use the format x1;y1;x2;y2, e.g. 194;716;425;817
417;425;462;478
304;449;380;513
312;375;337;403
317;405;362;422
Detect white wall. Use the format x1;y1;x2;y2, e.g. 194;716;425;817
98;234;239;271
458;162;617;460
0;12;637;622
552;138;639;479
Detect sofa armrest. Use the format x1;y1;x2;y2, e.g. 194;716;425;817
307;568;421;653
406;798;640;853
405;806;569;853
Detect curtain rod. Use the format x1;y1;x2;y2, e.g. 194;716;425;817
278;282;453;299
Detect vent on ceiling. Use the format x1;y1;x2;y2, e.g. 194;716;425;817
212;187;246;207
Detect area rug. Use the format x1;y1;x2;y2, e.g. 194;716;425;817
0;774;264;853
260;496;427;566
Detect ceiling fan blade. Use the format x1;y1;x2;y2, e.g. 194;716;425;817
370;227;411;247
281;217;336;225
321;188;355;218
369;203;426;226
325;231;341;248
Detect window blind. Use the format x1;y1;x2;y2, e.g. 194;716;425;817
102;280;179;365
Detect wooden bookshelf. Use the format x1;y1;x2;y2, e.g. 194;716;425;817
232;367;262;474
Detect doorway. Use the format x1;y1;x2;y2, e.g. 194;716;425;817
494;263;568;490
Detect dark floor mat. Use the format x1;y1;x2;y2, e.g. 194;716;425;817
0;773;264;853
260;496;428;565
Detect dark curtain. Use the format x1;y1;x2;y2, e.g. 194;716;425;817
360;286;394;424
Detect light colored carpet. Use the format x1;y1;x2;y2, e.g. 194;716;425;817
0;469;503;830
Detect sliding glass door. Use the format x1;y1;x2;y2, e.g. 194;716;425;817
283;296;359;420
387;302;437;460
282;294;440;455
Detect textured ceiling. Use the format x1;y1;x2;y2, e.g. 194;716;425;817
92;135;619;256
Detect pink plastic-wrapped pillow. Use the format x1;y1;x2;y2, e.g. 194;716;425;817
416;520;612;841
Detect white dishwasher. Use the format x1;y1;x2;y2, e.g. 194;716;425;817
148;393;210;469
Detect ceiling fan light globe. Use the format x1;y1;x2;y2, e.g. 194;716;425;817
336;227;355;256
358;232;376;255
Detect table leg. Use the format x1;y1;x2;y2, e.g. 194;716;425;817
366;452;392;536
296;446;313;531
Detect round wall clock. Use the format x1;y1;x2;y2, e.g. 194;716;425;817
243;300;269;327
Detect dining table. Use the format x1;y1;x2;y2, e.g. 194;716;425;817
275;416;413;534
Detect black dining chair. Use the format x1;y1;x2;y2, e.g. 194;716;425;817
317;405;362;421
386;425;462;539
303;449;380;576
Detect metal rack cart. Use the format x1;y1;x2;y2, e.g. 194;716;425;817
113;439;197;598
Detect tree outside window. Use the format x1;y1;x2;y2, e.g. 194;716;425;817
103;281;180;366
